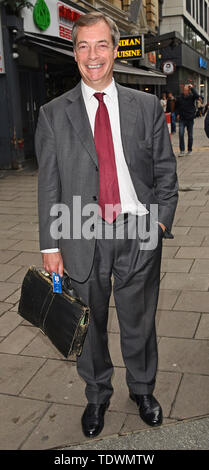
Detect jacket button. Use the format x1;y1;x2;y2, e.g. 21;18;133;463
90;224;95;232
95;167;98;171
93;196;97;201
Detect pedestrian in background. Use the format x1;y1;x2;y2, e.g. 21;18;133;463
166;91;176;134
204;107;209;137
175;84;200;157
160;92;167;112
196;97;203;117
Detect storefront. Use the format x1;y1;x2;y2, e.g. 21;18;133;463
158;33;209;101
0;0;166;168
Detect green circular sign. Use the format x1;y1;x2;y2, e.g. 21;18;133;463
33;0;51;31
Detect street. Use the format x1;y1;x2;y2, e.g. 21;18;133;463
0;116;209;450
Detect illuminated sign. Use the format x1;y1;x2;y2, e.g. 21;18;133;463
23;1;83;42
162;61;176;75
58;2;82;41
117;35;144;60
33;0;51;31
199;57;208;70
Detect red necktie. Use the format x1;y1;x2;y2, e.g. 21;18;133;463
94;92;121;223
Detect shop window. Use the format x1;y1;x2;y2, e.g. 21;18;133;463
184;21;207;55
186;0;192;14
192;0;195;18
200;0;203;27
196;0;199;22
204;1;208;31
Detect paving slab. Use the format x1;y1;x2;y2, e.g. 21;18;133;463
160;258;194;273
158;337;209;375
157;310;200;338
190;259;209;273
0;264;22;281
161;246;180;258
9;240;40;252
3;286;21;304
175;247;209;258
9;230;40;241
202;235;209;246
174;291;209;312
0;302;13;316
120;415;176;436
0;239;21;250
157;290;180;310
0;250;20;264
0;395;50;450
160;272;209;291
6;266;28;283
163;233;204;247
8;251;42;267
195;314;209;339
21;405;126;450
0;353;45;394
193;212;209;226
172;226;190;235
10;222;39;232
171;374;209;419
0;229;22;239
0;310;23;335
20;359;85;406
0;325;39;354
107;307;119;333
0;282;20;302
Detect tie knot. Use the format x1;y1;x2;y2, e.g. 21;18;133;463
94;92;105;102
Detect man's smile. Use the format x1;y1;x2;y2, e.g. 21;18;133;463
87;64;103;69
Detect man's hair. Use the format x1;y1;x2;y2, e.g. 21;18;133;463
72;11;120;48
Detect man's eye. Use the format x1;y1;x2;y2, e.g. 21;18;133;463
79;45;87;50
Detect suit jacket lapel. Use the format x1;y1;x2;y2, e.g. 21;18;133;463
65;81;138;168
65;82;98;167
116;83;138;165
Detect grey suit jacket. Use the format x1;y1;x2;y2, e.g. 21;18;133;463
35;81;178;282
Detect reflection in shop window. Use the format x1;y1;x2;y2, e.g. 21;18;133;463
186;0;192;14
200;0;203;28
196;0;199;22
204;1;208;32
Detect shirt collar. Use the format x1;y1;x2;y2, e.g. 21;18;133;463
81;78;117;101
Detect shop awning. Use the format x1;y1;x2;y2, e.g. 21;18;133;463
23;32;167;85
113;62;167;85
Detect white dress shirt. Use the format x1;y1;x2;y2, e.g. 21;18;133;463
81;79;148;217
42;79;148;253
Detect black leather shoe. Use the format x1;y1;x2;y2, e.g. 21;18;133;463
81;401;110;438
130;393;163;427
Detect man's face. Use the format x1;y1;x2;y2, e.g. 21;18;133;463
183;85;190;96
74;20;118;90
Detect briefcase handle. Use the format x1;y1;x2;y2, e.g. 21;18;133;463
61;271;82;302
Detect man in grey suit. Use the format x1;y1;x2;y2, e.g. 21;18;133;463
35;12;178;438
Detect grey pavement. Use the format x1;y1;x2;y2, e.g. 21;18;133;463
0;117;209;450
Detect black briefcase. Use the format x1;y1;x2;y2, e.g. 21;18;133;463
18;266;90;358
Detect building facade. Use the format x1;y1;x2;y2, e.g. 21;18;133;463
159;0;209;101
0;0;166;168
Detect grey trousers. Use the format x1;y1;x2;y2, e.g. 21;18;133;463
71;214;163;404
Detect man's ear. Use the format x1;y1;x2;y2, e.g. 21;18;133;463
74;48;77;63
113;45;119;59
